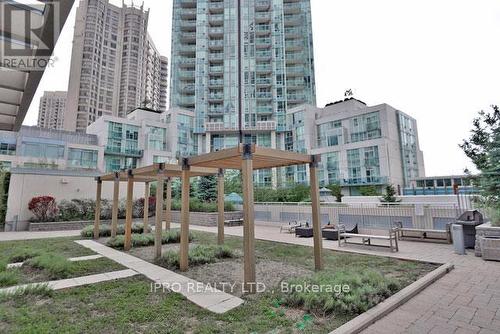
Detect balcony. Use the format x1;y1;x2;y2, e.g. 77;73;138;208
178;96;195;106
209;66;223;74
283;2;301;14
205;122;238;132
255;24;271;35
255;12;271;23
178;70;195;79
286;79;305;88
179;45;196;55
208;39;224;50
287;94;306;103
245;121;277;131
285;52;303;64
180;84;195;93
180;8;196;19
286;66;304;76
256;64;272;73
340;176;388;186
180;20;196;31
255;0;270;11
209;14;224;25
180;32;196;42
105;146;143;158
256;77;272;86
208;27;224;36
208;107;224;115
284;27;301;38
284;14;301;26
208;92;224;101
255;37;271;48
256;50;272;60
256;92;272;100
208;2;224;13
208;79;224;87
180;0;196;8
178;57;195;67
209;52;224;62
285;39;303;51
256;106;273;114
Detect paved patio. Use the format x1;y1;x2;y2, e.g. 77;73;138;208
175;223;500;334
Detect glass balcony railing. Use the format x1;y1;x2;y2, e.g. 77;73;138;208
256;92;272;99
340;176;388;186
105;146;143;158
256;64;272;72
209;79;224;86
209;66;224;73
256;78;272;85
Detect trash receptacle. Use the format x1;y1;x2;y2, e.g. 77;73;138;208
452;224;465;255
456;210;484;249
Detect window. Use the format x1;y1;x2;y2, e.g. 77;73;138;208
0;143;16;155
22;142;64;159
68;148;98;169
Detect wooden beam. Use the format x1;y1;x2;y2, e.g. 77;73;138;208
187;146;241;167
143;181;150;230
241;146;256;293
179;164;190;271
111;173;120;238
217;169;225;245
164;177;172;230
309;156;323;271
93;178;102;240
124;171;134;251
154;173;165;259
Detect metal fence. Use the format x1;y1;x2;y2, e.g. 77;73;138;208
254;200;476;232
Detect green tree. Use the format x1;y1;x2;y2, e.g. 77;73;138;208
359;185;380;196
197;176;217;202
224;169;242;195
326;184;343;202
460;105;500;224
380;185;401;203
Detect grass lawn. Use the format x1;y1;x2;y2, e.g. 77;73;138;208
0;232;439;333
0;237;124;288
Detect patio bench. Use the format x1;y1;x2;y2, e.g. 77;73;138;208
338;224;399;252
224;218;243;227
393;222;451;244
280;221;303;233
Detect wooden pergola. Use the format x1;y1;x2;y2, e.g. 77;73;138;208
187;144;323;293
93;144;323;294
93;163;220;258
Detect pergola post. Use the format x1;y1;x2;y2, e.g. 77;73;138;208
309;155;323;271
154;164;165;259
93;177;102;240
164;177;172;230
179;159;190;271
124;170;134;251
143;181;150;231
217;168;225;245
111;172;120;238
241;144;256;293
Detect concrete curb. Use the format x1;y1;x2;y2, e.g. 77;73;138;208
330;263;454;334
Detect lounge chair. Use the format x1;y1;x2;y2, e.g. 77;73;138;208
280;221;302;234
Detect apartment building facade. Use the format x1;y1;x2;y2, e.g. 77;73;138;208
37;91;67;130
283;99;425;195
170;0;316;163
64;0;168;132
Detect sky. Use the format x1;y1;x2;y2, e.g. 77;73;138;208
23;0;500;176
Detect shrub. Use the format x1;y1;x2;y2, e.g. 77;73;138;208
133;197;156;218
0;270;20;287
25;253;73;279
0;284;53;301
80;223;150;238
171;198;235;212
159;244;235;269
106;229;193;249
57;200;80;221
28;196;57;222
254;185;311;203
281;269;401;316
9;249;40;263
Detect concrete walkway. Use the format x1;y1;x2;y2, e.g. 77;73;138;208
0;230;81;241
0;269;138;295
76;240;244;314
175;223;500;334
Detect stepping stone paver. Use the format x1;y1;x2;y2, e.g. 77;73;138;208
75;240;244;314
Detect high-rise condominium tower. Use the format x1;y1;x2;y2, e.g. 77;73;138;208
38;91;67;130
170;0;316;155
64;0;168;132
